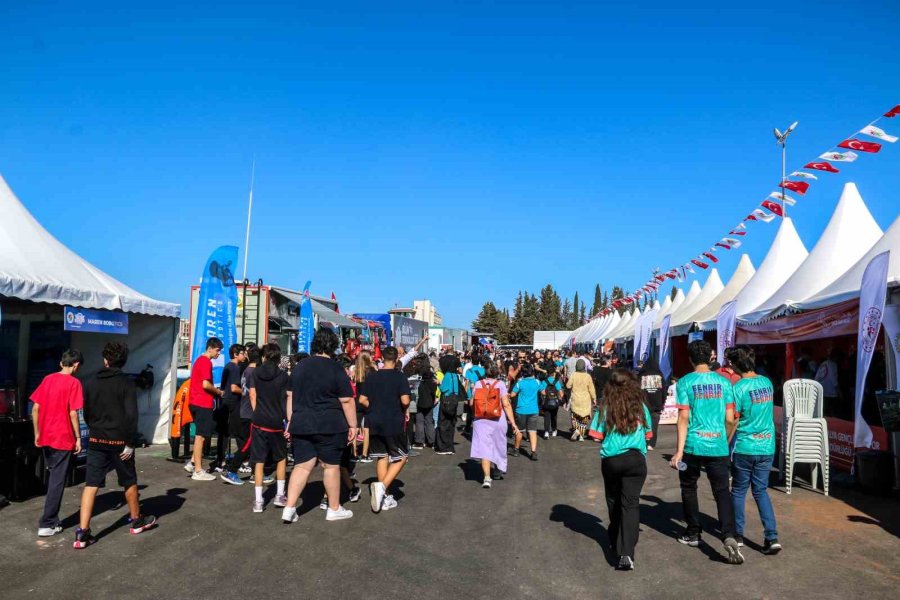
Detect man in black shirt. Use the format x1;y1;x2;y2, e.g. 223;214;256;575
216;344;246;471
249;343;290;513
359;346;411;513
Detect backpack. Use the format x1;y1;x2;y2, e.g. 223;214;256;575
440;374;465;417
473;380;502;421
543;377;560;410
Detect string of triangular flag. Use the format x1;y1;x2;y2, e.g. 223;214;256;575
592;103;900;320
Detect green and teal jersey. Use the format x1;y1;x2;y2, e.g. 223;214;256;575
732;375;776;456
676;370;734;457
597;405;653;459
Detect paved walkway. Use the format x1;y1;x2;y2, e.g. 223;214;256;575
2;421;898;599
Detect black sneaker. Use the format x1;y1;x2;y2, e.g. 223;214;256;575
617;556;635;571
724;537;745;565
508;447;520;457
762;539;782;555
490;469;505;481
73;527;95;549
529;452;539;462
677;534;700;547
129;515;158;534
734;534;744;547
348;486;362;503
411;444;425;450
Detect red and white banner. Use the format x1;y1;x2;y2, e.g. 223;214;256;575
838;138;882;153
820;150;858;162
804;161;840;173
860;125;897;143
760;200;784;217
779;180;809;195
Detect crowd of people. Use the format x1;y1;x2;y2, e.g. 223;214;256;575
28;331;782;571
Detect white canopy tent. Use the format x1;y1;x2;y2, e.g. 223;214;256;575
593;311;622;343
574;318;601;344
662;280;701;329
0;175;180;444
669;270;724;335
741;183;883;323
695;254;756;331
734;217;809;318
608;307;639;342
584;315;611;344
654;288;685;329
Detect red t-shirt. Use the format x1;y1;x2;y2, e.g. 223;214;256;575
189;355;215;409
31;373;84;451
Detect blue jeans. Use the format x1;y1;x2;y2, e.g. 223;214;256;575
731;453;778;540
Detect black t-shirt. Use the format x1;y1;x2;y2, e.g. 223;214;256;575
593;366;612;396
288;356;355;435
249;362;289;429
359;369;411;436
221;361;242;407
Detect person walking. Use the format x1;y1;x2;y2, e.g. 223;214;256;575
353;351;378;462
187;337;225;481
413;359;437;449
248;343;291;513
567;359;596;441
726;345;782;555
31;349;84;537
541;369;563;439
435;361;464;455
669;340;742;564
470;359;519;488
637;357;665;450
595;369;653;570
509;363;542;460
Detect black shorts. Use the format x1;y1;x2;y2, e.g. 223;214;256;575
227;403;244;437
515;413;540;432
191;406;214;438
250;427;287;464
85;443;137;488
368;433;409;463
292;432;347;466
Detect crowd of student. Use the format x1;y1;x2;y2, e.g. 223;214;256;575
28;331;782;570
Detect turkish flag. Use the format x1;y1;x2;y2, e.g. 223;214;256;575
702;252;719;264
729;229;747;236
804;161;839;173
665;269;678;279
761;200;785;217
691;258;709;269
838;138;882;153
884;104;900;118
780;180;810;195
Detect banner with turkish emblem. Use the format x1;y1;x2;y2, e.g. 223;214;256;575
820;150;858;162
854;251;890;449
838;139;881;153
860;125;897;143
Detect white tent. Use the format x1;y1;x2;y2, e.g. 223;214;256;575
664;280;702;328
575;318;602;344
797;215;900;310
695;254;756;331
609;307;639;341
734;217;809;318
670;270;724;334
654;288;685;329
585;315;611;344
0;175;180;444
742;183;882;323
594;311;622;342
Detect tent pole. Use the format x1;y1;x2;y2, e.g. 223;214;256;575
241;159;255;282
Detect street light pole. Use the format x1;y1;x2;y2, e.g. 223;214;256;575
773;121;798;218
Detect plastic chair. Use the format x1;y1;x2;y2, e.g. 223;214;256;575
783;379;824;419
785;417;829;495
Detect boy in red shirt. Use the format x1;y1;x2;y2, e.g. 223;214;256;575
31;349;84;537
187;337;225;480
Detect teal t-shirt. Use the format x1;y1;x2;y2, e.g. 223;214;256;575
676;370;734;457
597;405;653;458
733;375;776;456
465;365;485;398
544;377;563;392
512;377;544;414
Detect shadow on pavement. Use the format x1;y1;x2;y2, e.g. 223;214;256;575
59;484;148;529
549;504;616;566
457;460;483;482
640;494;730;563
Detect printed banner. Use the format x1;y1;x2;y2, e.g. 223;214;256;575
297;281;314;354
658;314;672;381
392;315;428;349
191;245;239;384
635;309;657;367
736;299;858;345
716;300;737;364
854;251;890;448
882;304;900;387
64;306;128;335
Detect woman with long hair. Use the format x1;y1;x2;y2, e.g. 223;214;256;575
353;351;378;462
596;369;652;570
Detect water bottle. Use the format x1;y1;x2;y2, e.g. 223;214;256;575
675;460;687;471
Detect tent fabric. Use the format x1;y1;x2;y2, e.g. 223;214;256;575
741;183;882;323
665;280;701;328
654;289;684;329
796;215;900;311
734;217;809;318
578;317;605;343
694;254;756;331
610;308;639;342
0;175;180;318
593;312;621;342
670;270;724;329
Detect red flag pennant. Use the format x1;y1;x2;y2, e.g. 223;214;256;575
884;104;900;118
691;258;709;269
804;161;839;173
760;200;785;217
715;242;731;250
665;269;678;279
702;252;719;264
780;180;810;195
838;138;882;153
729;229;747;236
684;262;695;274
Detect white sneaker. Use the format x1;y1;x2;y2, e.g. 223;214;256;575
482;478;492;489
281;507;298;523
326;506;354;521
319;499;328;510
252;500;264;513
551;430;558;438
370;481;385;513
38;526;63;537
183;461;194;473
381;495;398;511
543;432;549;440
191;470;216;481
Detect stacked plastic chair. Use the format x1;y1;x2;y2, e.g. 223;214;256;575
782;379;829;496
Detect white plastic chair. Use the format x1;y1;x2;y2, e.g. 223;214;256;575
782;379;829;495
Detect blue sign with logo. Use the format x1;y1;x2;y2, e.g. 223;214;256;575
64;306;129;335
191;245;239;385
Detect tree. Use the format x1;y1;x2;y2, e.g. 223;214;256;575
472;301;503;337
571;291;580;329
602;291;609;309
610;286;625;315
538;284;563;330
579;303;586;324
561;298;572;328
591;284;602;316
670;286;678;301
508;291;528;344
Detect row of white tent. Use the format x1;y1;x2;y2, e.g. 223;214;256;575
565;182;899;347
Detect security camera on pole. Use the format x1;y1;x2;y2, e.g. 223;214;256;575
773;121;798;216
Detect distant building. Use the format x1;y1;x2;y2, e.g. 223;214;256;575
388;307;416;319
413;300;442;326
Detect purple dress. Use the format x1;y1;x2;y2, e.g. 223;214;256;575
470;379;509;472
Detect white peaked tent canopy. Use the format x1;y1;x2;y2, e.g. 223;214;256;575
654;288;685;328
575;317;602;343
664;280;701;328
609;307;639;341
0;175;180;317
671;269;724;329
743;183;882;322
734;217;809;318
623;301;658;341
594;311;622;342
586;314;612;343
798;215;900;310
695;254;756;330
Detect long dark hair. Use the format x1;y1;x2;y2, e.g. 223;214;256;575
602;369;647;435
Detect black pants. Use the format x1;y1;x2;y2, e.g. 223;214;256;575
435;410;456;452
463;402;473;435
679;453;736;539
229;417;251;472
40;448;72;529
648;410;661;447
214;404;232;466
543;407;558;434
601;450;647;559
414;409;436;445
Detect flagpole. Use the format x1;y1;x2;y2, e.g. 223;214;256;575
241;159;255;282
781;141;787;218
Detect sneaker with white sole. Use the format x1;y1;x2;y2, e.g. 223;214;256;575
319;499;328;510
238;463;252;475
551;430;558;438
38;525;63;537
349;486;362;503
220;471;244;486
370;481;385;513
262;474;275;485
252;500;265;513
724;537;745;565
274;494;287;508
129;515;157;534
192;470;216;481
482;478;492;489
381;495;398;511
281;507;298;523
325;506;354;521
183;461;194;473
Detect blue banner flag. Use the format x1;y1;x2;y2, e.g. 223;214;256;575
191;245;239;384
64;306;129;335
296;281;314;353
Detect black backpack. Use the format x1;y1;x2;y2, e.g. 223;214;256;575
543;377;560;410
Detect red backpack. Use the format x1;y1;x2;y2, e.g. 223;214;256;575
473;380;502;420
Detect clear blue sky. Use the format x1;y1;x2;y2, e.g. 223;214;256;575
2;1;899;328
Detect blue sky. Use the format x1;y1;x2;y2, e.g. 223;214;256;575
2;1;899;328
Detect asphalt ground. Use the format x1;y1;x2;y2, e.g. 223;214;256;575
2;416;898;600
